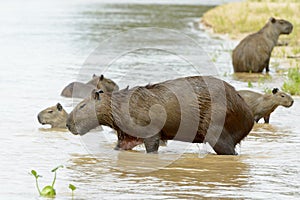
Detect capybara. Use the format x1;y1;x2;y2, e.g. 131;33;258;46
60;82;97;98
232;17;293;73
66;76;254;155
87;74;119;92
38;103;68;128
238;88;293;123
61;74;119;98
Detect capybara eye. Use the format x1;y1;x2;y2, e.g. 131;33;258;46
79;104;86;109
47;110;53;113
281;95;285;98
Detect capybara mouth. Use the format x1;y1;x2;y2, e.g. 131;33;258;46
67;125;90;136
285;26;293;34
66;124;79;135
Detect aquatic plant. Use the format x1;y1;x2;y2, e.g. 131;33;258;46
282;67;300;95
248;81;254;88
69;184;76;199
31;165;64;198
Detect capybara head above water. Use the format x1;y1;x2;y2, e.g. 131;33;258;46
67;76;254;155
87;74;119;93
238;88;293;123
61;74;119;98
37;103;68;128
270;88;294;107
232;17;293;73
60;82;97;98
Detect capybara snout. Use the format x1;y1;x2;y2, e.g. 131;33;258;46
273;18;293;34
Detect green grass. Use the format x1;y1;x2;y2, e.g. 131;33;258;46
282;67;300;95
292;47;300;55
202;0;300;56
202;0;300;44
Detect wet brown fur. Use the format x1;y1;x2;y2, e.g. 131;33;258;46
238;89;294;123
61;74;119;98
38;103;68;128
232;17;293;73
67;76;254;155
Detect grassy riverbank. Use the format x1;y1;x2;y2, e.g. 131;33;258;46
202;0;300;95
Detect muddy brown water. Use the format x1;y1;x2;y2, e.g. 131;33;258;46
0;0;299;199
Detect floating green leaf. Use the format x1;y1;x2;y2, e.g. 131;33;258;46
69;183;76;199
69;184;76;191
51;165;64;173
41;186;56;198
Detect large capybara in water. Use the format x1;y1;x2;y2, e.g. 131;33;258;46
61;74;119;98
232;17;293;73
238;88;293;123
66;76;254;155
38;103;68;128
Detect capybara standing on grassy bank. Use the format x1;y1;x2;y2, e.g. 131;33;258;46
66;76;254;155
61;74;119;98
238;88;294;123
232;17;293;73
38;103;68;128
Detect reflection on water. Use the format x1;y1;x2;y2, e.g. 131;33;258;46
0;0;299;199
68;153;249;199
233;72;272;82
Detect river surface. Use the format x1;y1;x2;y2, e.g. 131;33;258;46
0;0;299;199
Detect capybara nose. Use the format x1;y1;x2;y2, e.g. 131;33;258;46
66;123;70;130
37;115;41;123
290;100;294;107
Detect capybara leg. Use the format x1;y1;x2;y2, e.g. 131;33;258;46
114;142;122;151
212;142;237;155
207;135;236;155
144;134;160;153
254;116;260;123
264;115;270;124
265;58;270;72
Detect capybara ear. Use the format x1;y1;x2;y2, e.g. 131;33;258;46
92;74;97;78
100;74;104;81
270;17;276;23
91;89;101;100
56;103;63;111
272;88;279;94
